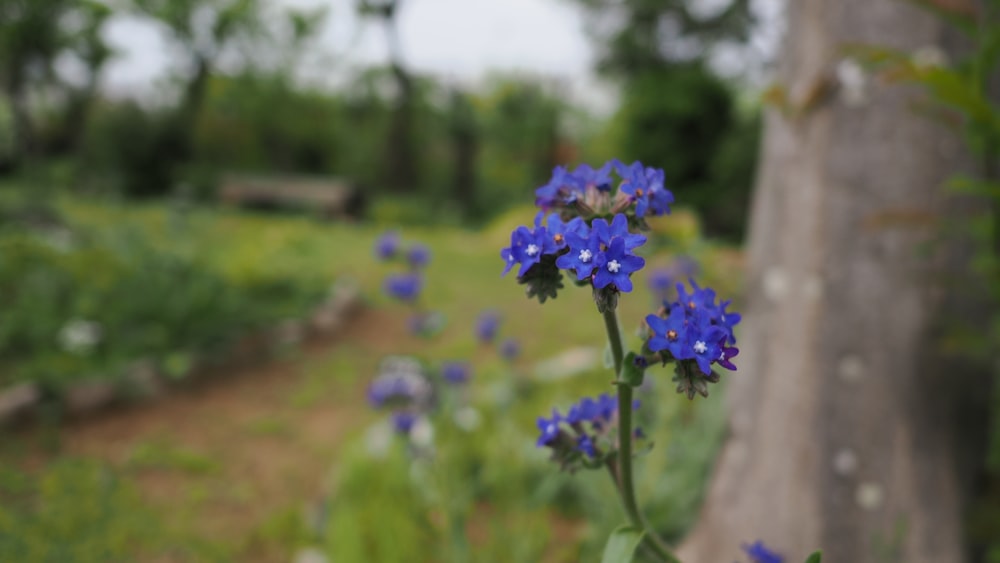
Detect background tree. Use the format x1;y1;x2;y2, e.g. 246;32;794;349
357;0;418;193
0;0;112;169
125;0;264;195
569;0;758;240
677;0;989;560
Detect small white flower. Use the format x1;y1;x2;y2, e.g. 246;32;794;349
525;244;540;256
454;407;481;432
58;319;102;353
410;418;435;448
693;340;707;354
607;260;621;273
578;249;593;263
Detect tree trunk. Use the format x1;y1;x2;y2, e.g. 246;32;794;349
449;89;478;216
678;1;988;561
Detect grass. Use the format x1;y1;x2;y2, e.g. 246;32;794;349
0;199;741;562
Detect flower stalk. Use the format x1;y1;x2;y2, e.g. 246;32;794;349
604;309;680;563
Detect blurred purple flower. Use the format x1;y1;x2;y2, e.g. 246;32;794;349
742;541;784;563
384;273;422;302
475;310;501;344
392;411;418;434
374;231;400;260
407;243;431;269
500;338;521;361
441;361;471;385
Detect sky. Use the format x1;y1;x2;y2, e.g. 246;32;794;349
99;0;783;113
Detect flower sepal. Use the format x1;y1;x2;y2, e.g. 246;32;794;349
672;361;722;400
593;284;620;313
517;254;565;304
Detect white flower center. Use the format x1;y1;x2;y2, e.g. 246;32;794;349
546;423;557;435
693;340;707;354
607;259;621;273
719;351;726;360
579;249;593;263
526;244;540;256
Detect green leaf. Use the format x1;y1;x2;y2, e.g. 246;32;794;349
804;550;823;563
601;525;645;563
620;352;646;387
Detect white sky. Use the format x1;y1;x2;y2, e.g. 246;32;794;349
99;0;783;113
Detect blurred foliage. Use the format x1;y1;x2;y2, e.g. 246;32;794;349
570;0;754;75
568;0;760;241
0;460;157;561
0;0;763;235
0;195;329;392
613;65;759;241
311;356;725;562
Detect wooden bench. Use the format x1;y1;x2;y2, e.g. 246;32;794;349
218;175;365;219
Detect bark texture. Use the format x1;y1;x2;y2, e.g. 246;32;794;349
678;1;985;561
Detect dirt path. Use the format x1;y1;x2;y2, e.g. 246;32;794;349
12;307;417;561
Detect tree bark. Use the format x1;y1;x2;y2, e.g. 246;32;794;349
678;1;988;561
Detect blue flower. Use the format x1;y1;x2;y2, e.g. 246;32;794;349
392;411;418;434
577;435;597;458
556;229;602;281
566;396;600;425
407;244;431;269
717;299;742;344
374;231;400;260
647;304;692;361
384;273;422;301
613;160;674;217
475;310;501;344
535;166;584;210
591;213;647;250
571;161;614;192
500;338;521;361
565;393;618;429
642;166;674;216
500;226;554;277
676;279;717;313
535;211;588;250
687;318;726;375
536;409;562;447
648;268;674;295
593;237;646;292
717;341;740;371
441;361;471;385
675;280;741;345
367;371;431;408
742;540;784;563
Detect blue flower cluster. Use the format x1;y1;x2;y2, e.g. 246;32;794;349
367;358;433;410
645;280;741;376
472;309;521;363
534;160;674;218
536;393;640;465
368;355;477;439
501;212;647;293
375;231;432;303
500;160;675;301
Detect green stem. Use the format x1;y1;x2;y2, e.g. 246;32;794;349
603;309;680;563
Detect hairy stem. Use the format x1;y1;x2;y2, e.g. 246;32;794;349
603;309;680;563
